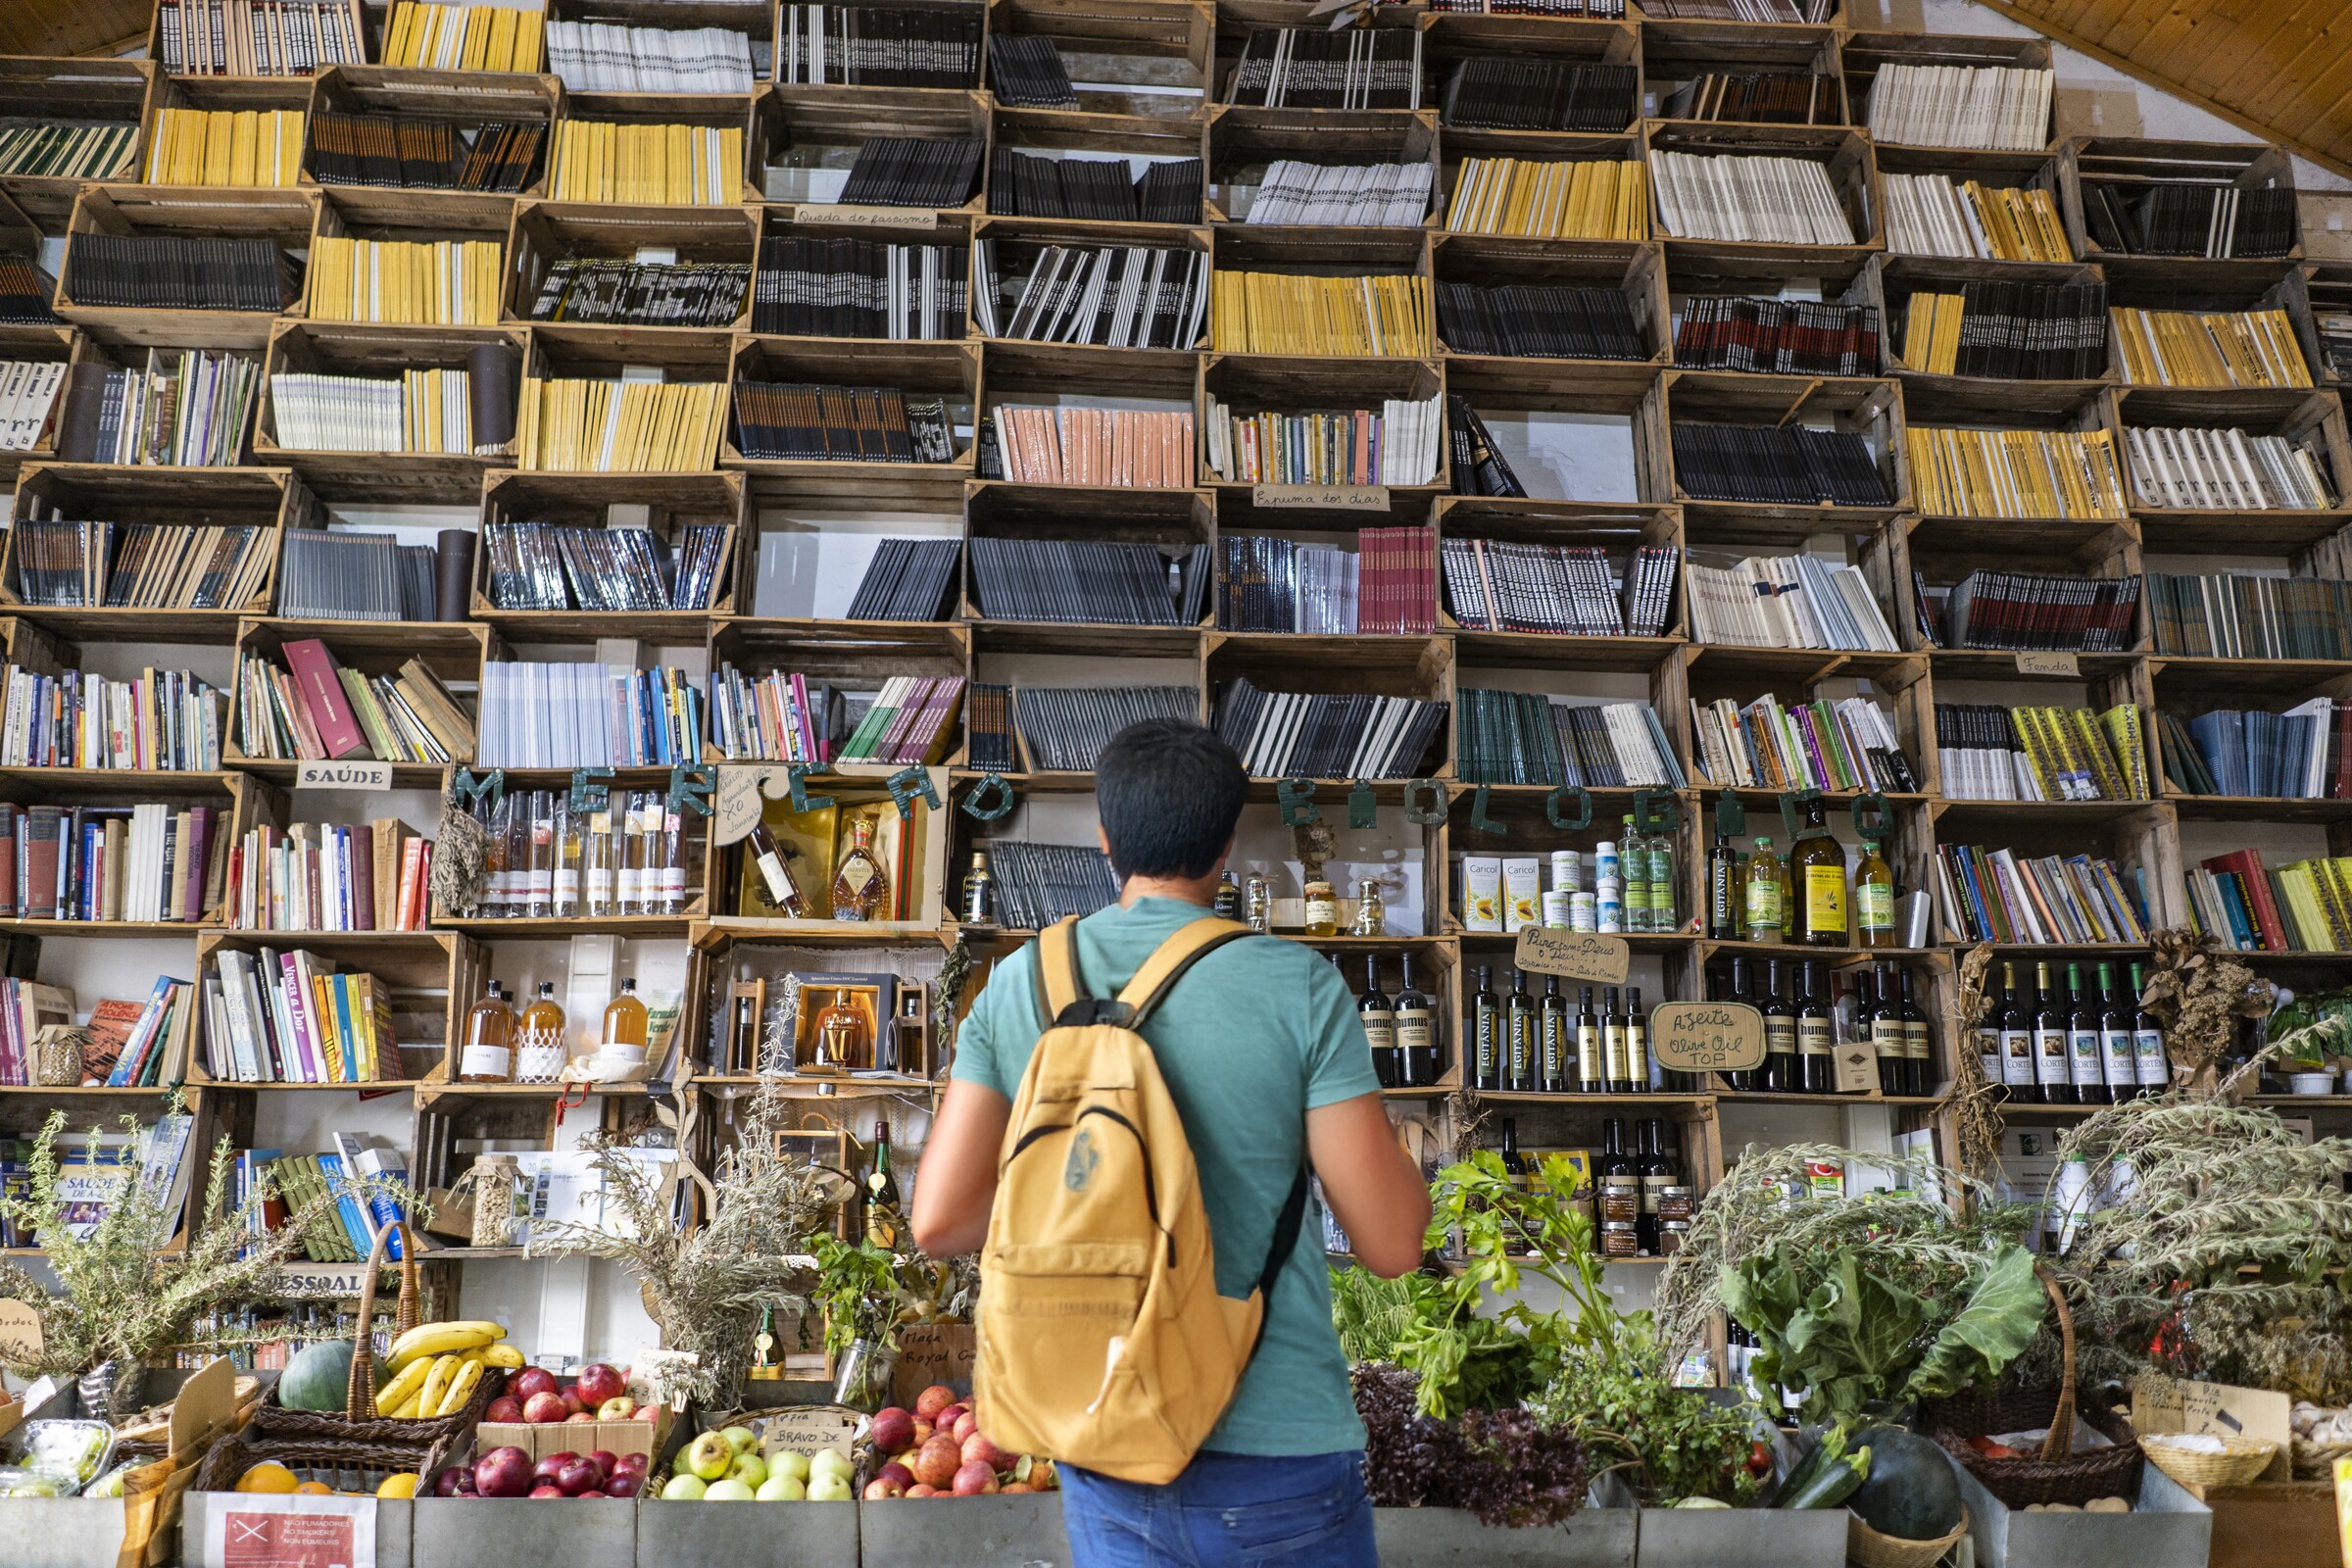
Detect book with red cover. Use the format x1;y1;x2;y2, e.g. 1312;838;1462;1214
282;639;368;760
2204;849;2289;951
82;997;146;1084
22;807;61;920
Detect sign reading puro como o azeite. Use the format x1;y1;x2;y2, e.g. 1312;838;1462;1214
1648;1001;1767;1073
1511;928;1631;984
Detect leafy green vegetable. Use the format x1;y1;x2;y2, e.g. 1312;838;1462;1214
1909;1246;2048;1402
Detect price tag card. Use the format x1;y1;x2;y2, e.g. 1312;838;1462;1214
2015;651;2080;677
1648;1001;1766;1073
1511;929;1630;984
295;760;392;792
1835;1039;1877;1094
791;204;936;228
711;764;777;847
1250;483;1390;513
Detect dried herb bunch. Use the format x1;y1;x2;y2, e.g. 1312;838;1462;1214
2042;1061;2352;1404
0;1105;413;1414
1948;943;2005;1182
2137;927;2271;1093
526;1084;840;1408
1352;1363;1589;1528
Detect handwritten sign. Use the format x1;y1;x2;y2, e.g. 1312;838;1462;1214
791;204;936;229
1512;929;1630;984
2132;1375;2293;1482
892;1322;975;1404
1648;1001;1766;1073
295;759;391;792
1250;483;1390;513
2016;651;2080;677
713;765;793;847
758;1404;861;1462
0;1299;39;1361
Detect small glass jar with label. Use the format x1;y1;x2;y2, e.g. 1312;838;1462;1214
1658;1219;1690;1256
1350;879;1385;937
1245;873;1273;932
1302;878;1339;936
1657;1185;1694;1225
1598;1219;1640;1258
1598;1177;1641;1225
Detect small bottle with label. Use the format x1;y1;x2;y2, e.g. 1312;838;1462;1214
1744;837;1784;943
553;800;583;919
747;820;808;917
657;799;687;914
459;979;517;1084
584;805;617;917
960;851;996;925
525;791;556;918
514;981;567;1083
832;816;889;921
1302;877;1339;937
602;978;648;1062
615;795;646;915
1212;870;1241;920
1245;872;1273;933
1350;878;1385;937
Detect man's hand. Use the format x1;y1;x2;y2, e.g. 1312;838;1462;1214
910;1078;1010;1259
1306;1094;1430;1277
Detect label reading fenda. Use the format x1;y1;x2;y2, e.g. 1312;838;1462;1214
792;204;937;229
2015;651;2080;677
1512;928;1630;984
1250;483;1390;513
296;760;392;792
1649;1001;1767;1073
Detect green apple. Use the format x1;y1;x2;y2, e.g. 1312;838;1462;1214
686;1431;735;1482
770;1450;811;1484
728;1452;768;1490
806;1473;854;1502
755;1474;806;1501
721;1425;759;1456
661;1474;708;1501
704;1478;756;1501
808;1448;854;1483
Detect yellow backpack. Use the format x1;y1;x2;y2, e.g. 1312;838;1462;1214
973;914;1309;1485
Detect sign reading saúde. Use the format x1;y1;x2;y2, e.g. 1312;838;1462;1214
1512;928;1631;984
1649;1001;1766;1073
295;759;392;791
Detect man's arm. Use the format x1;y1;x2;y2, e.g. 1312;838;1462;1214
909;1077;1010;1259
1306;1093;1430;1278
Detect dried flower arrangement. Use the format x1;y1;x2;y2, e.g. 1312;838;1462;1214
2135;927;2272;1095
1947;942;2006;1181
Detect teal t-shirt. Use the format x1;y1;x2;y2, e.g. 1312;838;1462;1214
949;895;1381;1456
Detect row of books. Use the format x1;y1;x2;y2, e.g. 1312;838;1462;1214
1447;397;1527;498
227;819;432;933
758;238;962;341
1672;297;1879;378
55;350;262;468
532;258;747;328
268;369;486;456
2187;849;2351;954
977;244;1208;350
1441;540;1678;639
1443;157;1645;241
276;527;465;624
233;1139;412;1263
736;381;955;465
1650;153;1855;246
841;136;984;209
1247;162;1432;228
0;665;224;771
514;377;728;472
1883;173;2072;263
547;21;756;94
708;667;962;765
205;951;399;1085
973;539;1203;628
986;406;1189;487
0;801;226;924
1864;64;2053;153
1661;71;1838;126
1935;703;2147;803
482;522;730;614
1013;686;1196;774
2110;307;2312;390
843;538;960;622
63;234;296;314
1226;28;1423;112
309;237;501;326
1936;569;2142;653
986;34;1077;110
1455;691;1684;789
1211;677;1448;781
988;840;1119;931
1936;844;2149;946
2146;571;2352;662
162;0;364;75
0;258;54;326
1685;553;1901;652
1903;425;2128;520
1442;60;1637;133
0;983;80;1089
545;122;743;207
308;113;543;195
235;644;473;766
1671;421;1893;508
2125;426;2336;511
1436;282;1644;361
1217;532;1435;637
779;5;982;88
1210;271;1433;358
0;362;65;453
104;975;200;1088
11;518;273;612
1897;282;2107;380
2159;702;2352;801
1690;694;1916;795
0;122;137;180
1201;394;1444;487
383;0;543;73
989;150;1199;224
144;108;305;189
474;662;702;769
2082;181;2297;261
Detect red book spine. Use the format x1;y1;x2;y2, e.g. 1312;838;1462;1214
282;640;368;760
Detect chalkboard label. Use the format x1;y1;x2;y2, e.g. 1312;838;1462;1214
1649;1001;1766;1072
1512;928;1631;984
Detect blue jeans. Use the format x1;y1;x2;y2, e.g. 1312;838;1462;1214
1061;1449;1378;1567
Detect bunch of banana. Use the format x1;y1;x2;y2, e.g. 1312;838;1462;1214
385;1320;508;1377
381;1350;502;1419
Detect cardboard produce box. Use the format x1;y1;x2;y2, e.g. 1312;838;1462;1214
472;1417;659;1466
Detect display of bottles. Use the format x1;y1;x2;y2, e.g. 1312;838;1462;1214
1576;984;1604;1094
812;988;873;1070
1618;816;1648;935
471;789;690;920
1706;826;1738;940
2130;962;2167;1098
459;978;517;1083
2066;961;2106;1104
2096;962;2135;1103
1619;985;1650;1093
1722;956;1757;1092
601;977;648;1053
1538;975;1568;1094
2033;959;2074;1104
1636;1118;1676;1254
1470;964;1500;1090
515;980;567;1083
960;851;995;924
1854;835;1895;948
1762;958;1798;1091
1977;963;2009;1101
1795;960;1835;1093
832;816;889;921
1394;953;1441;1086
1791;797;1847;946
1600;985;1629;1094
1504;968;1536;1091
865;1120;903;1250
1897;968;1930;1098
1596;1116;1633;1184
747;821;808;917
1997;962;2033;1102
1359;955;1398;1087
1212;870;1241;920
1744;836;1784;942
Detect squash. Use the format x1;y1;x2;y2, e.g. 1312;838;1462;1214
280;1339;383;1413
1848;1426;1963;1542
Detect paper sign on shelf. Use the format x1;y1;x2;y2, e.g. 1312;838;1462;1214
1250;483;1390;512
2132;1374;2294;1483
295;760;391;792
195;1494;373;1568
0;1300;38;1362
1648;1002;1766;1073
792;204;936;228
1835;1038;1877;1094
1511;928;1631;984
2015;651;2081;677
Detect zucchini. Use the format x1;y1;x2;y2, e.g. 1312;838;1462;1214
1780;1444;1870;1509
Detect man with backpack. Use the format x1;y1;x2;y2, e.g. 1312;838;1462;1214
912;718;1431;1566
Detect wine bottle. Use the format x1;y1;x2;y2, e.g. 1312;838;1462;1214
1723;955;1757;1092
1898;968;1930;1098
2130;961;2167;1099
1978;962;2009;1102
1601;985;1628;1095
1791;796;1847;947
1505;968;1537;1093
1999;961;2035;1103
1796;960;1834;1094
1395;953;1441;1086
1471;965;1500;1091
1762;958;1798;1093
1706;825;1738;940
1868;965;1905;1095
2034;959;2075;1104
1576;985;1604;1094
2066;961;2107;1104
1358;955;1397;1089
1621;985;1650;1094
1538;975;1567;1094
2096;961;2134;1104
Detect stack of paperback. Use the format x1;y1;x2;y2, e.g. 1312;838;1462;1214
2146;571;2352;661
1904;426;2128;519
517;378;727;471
235;642;474;766
756;238;963;340
0;122;139;180
1442;157;1646;240
232;1140;411;1260
843;539;960;621
0;665;224;771
964;683;1015;770
1936;845;2148;945
1211;678;1446;779
778;5;984;87
1218;531;1433;636
2186;850;2352;953
308;113;543;194
2124;426;2336;510
202;953;399;1084
0;801;228;922
1245;162;1433;226
1661;71;1837;125
102;978;199;1088
1649;153;1856;244
2111;307;2312;389
708;669;962;764
383;1;545;71
1202;395;1442;486
1673;297;1879;376
1441;540;1677;638
52;350;263;467
1865;64;2052;151
143;108;305;188
10;520;272;612
1015;687;1198;773
227;819;433;933
0;258;56;325
269;369;486;456
1882;173;2071;262
988;150;1200;223
309;237;502;326
1439;60;1636;131
482;521;731;612
988;406;1192;487
1226;28;1423;110
1936;569;2141;652
1210;271;1433;357
839;137;986;208
0;362;67;453
1672;422;1892;507
276;529;452;623
2082;182;2298;260
735;382;956;465
63;234;297;314
988;34;1077;108
163;0;367;74
1936;703;2147;801
534;259;750;327
2159;701;2352;800
974;243;1208;349
1436;282;1643;360
974;539;1204;626
1690;695;1916;794
475;662;701;768
1898;283;2107;379
1455;691;1683;787
546;122;742;205
546;21;756;92
1446;398;1526;497
1685;553;1900;651
988;841;1119;929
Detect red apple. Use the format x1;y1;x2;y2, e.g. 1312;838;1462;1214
562;1391;589;1416
575;1363;625;1407
877;1461;915;1492
456;1473;478;1496
961;1433;1010;1474
911;1437;961;1490
913;1386;958;1421
528;1485;566;1499
432;1467;468;1498
864;1477;906;1500
936;1403;968;1431
911;1421;935;1447
952;1412;979;1446
604;1471;644;1499
906;1484;937;1498
484;1396;525;1425
952;1462;1000;1496
1004;1483;1035;1494
613;1452;650;1475
556;1459;602;1496
523;1391;570;1424
870;1408;916;1455
566;1411;598;1425
474;1446;533;1498
510;1367;560;1402
584;1452;616;1481
533;1452;578;1487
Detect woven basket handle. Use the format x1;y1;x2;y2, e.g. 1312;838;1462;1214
345;1219;416;1421
2037;1264;2077;1463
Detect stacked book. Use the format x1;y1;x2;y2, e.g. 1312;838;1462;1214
310;237;501;327
0;122;139;180
1883;173;2072;262
482;521;731;613
0;980;84;1084
547;122;742;205
1660;72;1838;125
270;369;483;456
11;519;271;612
1673;297;1879;376
707;668;962;764
964;683;1015;770
143;108;304;188
2186;850;2352;953
989;150;1200;222
1217;531;1434;636
546;21;756;92
383;1;545;71
1642;0;1828;17
1455;691;1684;788
0;802;228;922
1211;678;1447;779
1443;158;1647;240
1015;686;1198;773
308;113;543;194
1649;153;1856;244
1446;397;1526;498
1935;845;2148;945
1865;64;2053;151
2082;182;2298;260
756;238;963;340
840;137;986;208
1439;60;1637;131
1936;703;2147;802
1210;271;1433;356
1685;553;1900;651
987;406;1191;486
975;243;1208;349
518;378;728;471
0;665;224;771
1202;394;1443;486
842;539;961;621
277;529;456;623
2146;571;2352;661
102;979;199;1088
0;362;67;453
2159;702;2352;800
64;234;297;314
235;642;474;766
1437;282;1643;360
778;5;984;87
51;351;261;467
1433;0;1626;13
0;258;56;325
1441;540;1678;638
2124;426;2336;510
201;952;400;1084
1672;422;1892;507
988;34;1077;109
475;662;702;768
1690;695;1916;794
989;842;1120;929
1898;282;2107;379
1226;28;1424;111
1246;163;1432;226
1936;569;2141;652
1905;426;2128;519
973;539;1204;626
2111;307;2312;389
531;259;750;328
227;819;433;933
162;0;366;74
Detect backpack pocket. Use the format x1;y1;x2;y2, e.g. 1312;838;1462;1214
983;1239;1152;1418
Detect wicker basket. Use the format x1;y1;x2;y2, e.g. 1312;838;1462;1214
1921;1267;2144;1509
2139;1433;2278;1489
2293;1433;2352;1481
251;1221;503;1446
1848;1508;1970;1568
193;1432;458;1496
30;1026;86;1088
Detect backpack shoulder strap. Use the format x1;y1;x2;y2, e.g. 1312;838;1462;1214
1115;916;1251;1029
1033;916;1086;1029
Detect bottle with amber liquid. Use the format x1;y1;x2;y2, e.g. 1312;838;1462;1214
1213;871;1241;920
1791;797;1847;947
747;821;808;917
865;1120;904;1250
601;977;648;1055
514;981;567;1083
959;852;995;925
831;817;889;921
1854;835;1895;949
811;989;873;1071
459;979;517;1084
1302;878;1339;937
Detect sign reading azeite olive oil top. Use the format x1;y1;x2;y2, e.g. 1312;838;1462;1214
1648;1002;1767;1073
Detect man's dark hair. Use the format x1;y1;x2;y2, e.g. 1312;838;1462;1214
1095;718;1246;881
